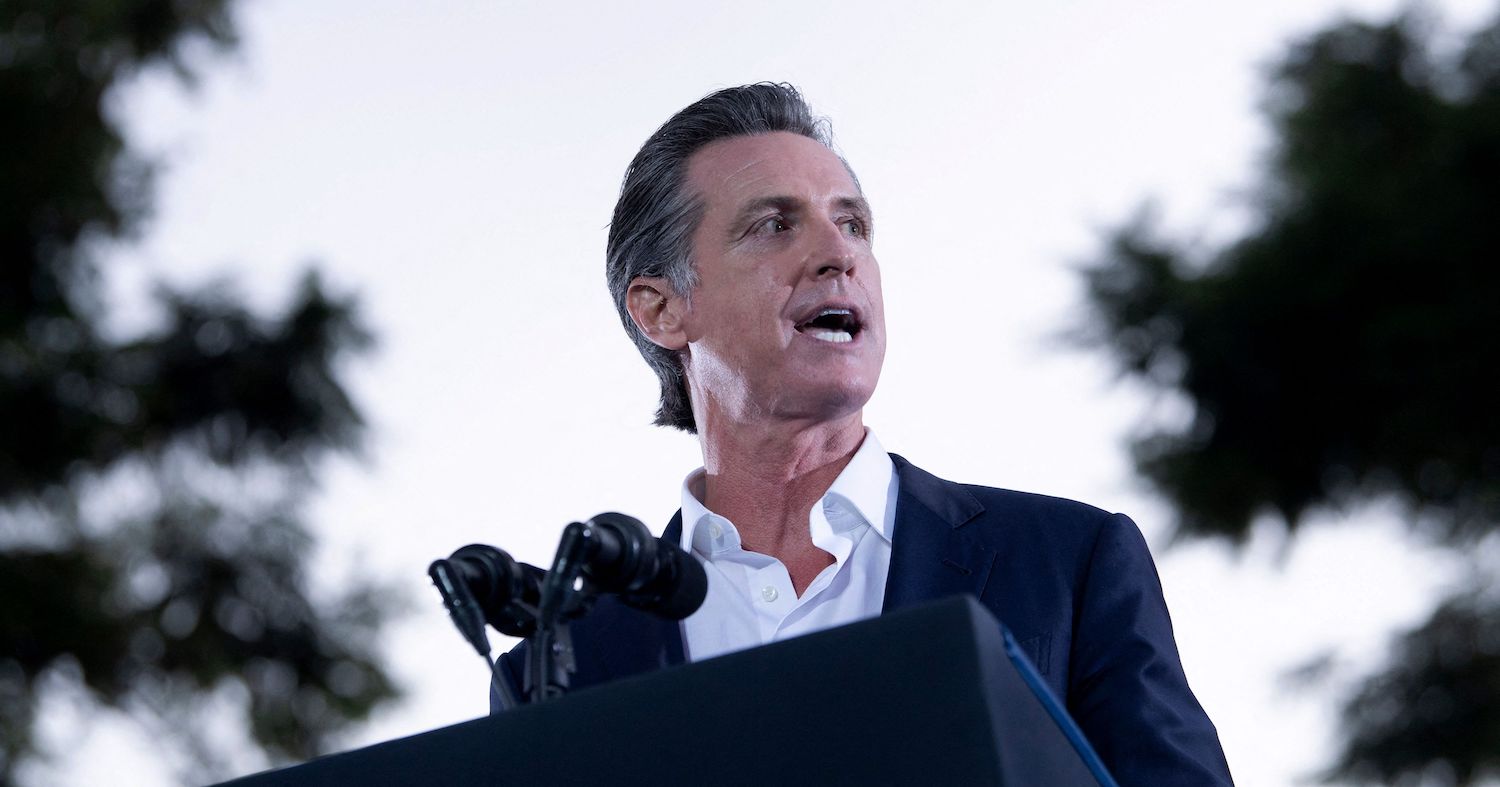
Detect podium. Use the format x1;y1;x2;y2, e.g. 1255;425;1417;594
220;596;1117;786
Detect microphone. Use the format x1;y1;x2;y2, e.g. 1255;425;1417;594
428;544;542;712
572;512;707;620
524;513;706;704
429;545;545;639
576;509;711;620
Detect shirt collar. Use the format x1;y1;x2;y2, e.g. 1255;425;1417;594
680;470;726;556
678;429;896;555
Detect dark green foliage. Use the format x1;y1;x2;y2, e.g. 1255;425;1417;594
1;1;396;783
1080;10;1500;784
1083;14;1500;547
1327;591;1500;785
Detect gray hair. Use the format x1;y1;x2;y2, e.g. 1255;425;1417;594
605;83;835;433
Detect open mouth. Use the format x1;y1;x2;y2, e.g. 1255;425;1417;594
794;308;863;344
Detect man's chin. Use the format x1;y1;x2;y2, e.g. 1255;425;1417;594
767;381;880;425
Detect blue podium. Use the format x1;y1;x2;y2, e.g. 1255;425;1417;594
220;595;1116;786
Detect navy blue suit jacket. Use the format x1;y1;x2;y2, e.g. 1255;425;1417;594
497;455;1233;786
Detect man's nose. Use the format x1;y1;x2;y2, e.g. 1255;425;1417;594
805;220;858;280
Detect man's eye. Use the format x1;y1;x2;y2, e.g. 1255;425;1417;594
758;216;789;234
844;219;867;237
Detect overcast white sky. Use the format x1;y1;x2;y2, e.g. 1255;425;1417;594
30;1;1498;784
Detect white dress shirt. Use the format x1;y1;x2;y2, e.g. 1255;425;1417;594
678;430;900;662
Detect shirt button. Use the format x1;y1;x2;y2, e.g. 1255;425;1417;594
710;522;723;539
760;585;779;602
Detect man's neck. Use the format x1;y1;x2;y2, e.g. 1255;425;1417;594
695;411;865;588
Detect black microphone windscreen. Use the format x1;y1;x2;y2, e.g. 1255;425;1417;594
631;539;707;620
446;544;545;637
661;550;708;620
581;513;653;591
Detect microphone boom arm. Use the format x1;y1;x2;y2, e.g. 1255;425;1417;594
528;521;590;704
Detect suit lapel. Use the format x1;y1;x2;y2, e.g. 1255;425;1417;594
580;604;682;684
657;512;688;665
882;454;996;612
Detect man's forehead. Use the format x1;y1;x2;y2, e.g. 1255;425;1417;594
686;132;861;208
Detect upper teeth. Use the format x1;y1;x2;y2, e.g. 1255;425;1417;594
806;308;855;343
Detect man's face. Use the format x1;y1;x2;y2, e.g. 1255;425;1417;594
677;131;886;427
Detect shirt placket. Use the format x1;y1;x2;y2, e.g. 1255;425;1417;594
751;561;796;642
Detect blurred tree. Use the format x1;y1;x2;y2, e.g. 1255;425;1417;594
1079;9;1500;785
0;1;396;784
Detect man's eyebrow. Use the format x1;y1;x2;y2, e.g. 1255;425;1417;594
836;195;873;219
729;196;798;230
728;194;874;232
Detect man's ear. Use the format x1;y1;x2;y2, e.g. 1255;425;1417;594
626;276;689;351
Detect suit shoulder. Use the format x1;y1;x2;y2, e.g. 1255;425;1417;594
891;453;1132;548
966;484;1132;551
958;483;1114;524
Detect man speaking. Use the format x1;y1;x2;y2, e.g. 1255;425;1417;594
497;83;1233;786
